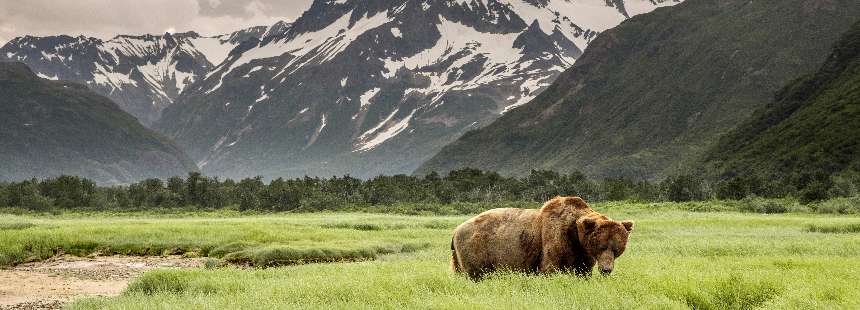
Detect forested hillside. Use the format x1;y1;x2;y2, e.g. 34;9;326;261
0;62;196;184
704;21;860;200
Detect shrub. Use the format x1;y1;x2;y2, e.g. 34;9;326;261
716;174;769;200
203;258;226;269
0;222;35;230
800;180;830;204
812;197;860;214
223;246;377;267
739;197;793;214
126;271;188;295
208;241;257;258
828;171;860;198
806;223;860;233
660;174;709;202
322;223;387;231
298;192;349;212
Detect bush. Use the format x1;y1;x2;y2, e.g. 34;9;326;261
716;174;770;200
828;171;860;198
812;197;860;214
127;271;190;295
203;258;226;269
0;222;36;230
298;192;350;211
208;241;257;258
222;246;378;267
38;175;97;209
806;223;860;233
800;180;830;204
739;197;794;214
2;180;53;211
322;223;387;231
660;174;710;202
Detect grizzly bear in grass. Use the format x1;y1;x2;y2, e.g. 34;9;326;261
451;196;633;280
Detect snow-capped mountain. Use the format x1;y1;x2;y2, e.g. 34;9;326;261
0;26;271;125
157;0;681;179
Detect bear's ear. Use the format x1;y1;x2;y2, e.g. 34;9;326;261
621;220;634;232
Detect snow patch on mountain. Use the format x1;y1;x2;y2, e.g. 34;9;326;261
36;72;59;80
355;109;417;152
383;17;526;105
190;36;236;65
391;27;403;38
360;87;381;107
504;74;554;113
92;62;137;90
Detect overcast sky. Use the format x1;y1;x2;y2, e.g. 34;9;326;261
0;0;314;44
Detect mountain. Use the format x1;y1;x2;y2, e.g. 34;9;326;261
417;0;860;180
155;0;681;180
0;26;271;126
703;20;860;191
0;62;196;185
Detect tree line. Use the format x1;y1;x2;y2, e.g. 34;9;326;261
0;168;856;212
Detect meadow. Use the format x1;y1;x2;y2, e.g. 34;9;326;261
2;201;859;309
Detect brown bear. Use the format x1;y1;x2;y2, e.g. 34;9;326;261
451;196;633;280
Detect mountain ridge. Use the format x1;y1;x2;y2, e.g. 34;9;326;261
0;25;276;126
156;0;681;179
0;61;196;185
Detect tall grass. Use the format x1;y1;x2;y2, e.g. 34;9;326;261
807;223;860;233
74;256;859;309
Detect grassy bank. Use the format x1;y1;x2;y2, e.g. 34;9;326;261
0;213;452;267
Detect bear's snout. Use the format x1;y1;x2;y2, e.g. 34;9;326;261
597;251;614;275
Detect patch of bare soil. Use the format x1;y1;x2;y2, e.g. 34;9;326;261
0;255;205;309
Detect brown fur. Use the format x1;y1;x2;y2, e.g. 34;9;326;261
451;196;633;280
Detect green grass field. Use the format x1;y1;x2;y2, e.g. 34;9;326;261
2;201;860;309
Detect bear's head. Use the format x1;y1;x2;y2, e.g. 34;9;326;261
576;216;634;275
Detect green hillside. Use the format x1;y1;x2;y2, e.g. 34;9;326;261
704;21;860;197
417;0;860;180
0;62;197;184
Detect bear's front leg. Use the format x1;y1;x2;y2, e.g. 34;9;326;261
572;256;596;277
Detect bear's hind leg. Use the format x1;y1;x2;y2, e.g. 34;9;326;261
451;238;462;273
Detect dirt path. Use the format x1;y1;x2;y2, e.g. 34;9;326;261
0;256;205;310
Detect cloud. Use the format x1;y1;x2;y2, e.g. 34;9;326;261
197;0;312;19
0;0;312;42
